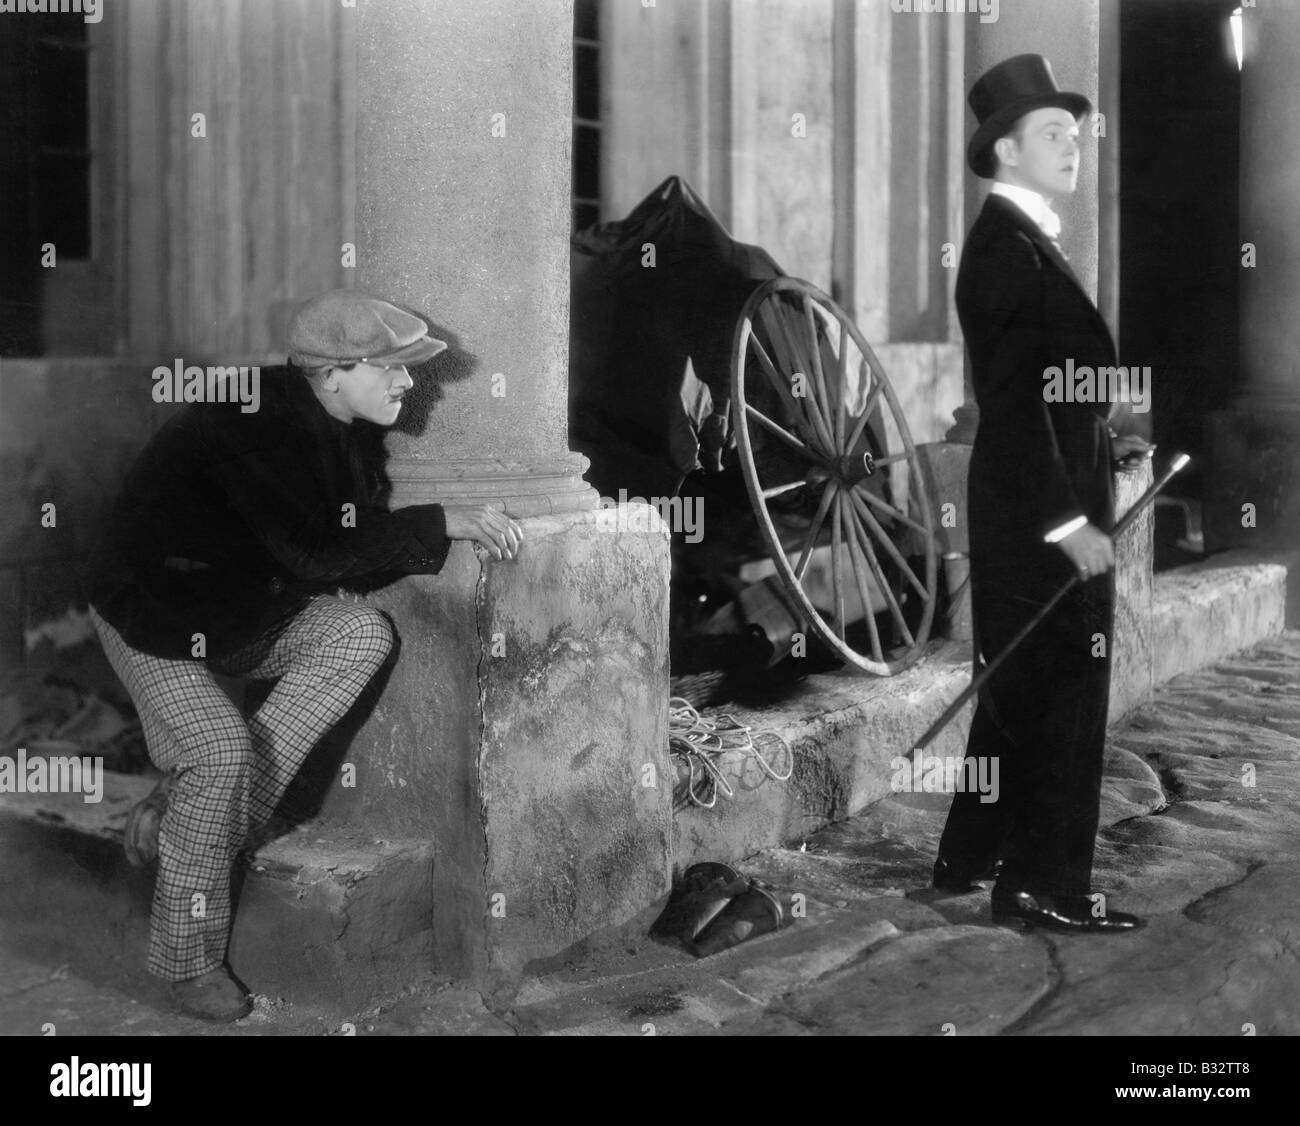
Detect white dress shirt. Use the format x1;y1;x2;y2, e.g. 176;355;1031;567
989;182;1087;546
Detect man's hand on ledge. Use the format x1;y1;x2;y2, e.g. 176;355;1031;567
1111;433;1155;474
1057;521;1115;580
445;506;524;561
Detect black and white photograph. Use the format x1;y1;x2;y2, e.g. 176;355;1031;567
0;0;1293;1091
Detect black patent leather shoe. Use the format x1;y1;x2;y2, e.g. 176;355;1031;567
991;889;1144;933
933;856;1003;893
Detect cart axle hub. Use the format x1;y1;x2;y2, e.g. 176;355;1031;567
834;451;876;485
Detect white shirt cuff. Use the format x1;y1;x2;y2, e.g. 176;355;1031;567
1044;515;1088;544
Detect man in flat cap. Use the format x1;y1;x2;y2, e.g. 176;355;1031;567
932;55;1150;932
88;290;523;1020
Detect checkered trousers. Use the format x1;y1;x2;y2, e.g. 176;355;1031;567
90;597;394;982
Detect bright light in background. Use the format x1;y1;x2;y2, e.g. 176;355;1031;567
1230;7;1244;71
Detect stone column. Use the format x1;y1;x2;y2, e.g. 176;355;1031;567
354;0;596;517
292;0;671;990
1206;2;1300;551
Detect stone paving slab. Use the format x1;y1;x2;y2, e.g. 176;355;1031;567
762;925;1053;1036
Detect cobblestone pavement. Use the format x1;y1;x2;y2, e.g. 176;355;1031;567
4;633;1299;1036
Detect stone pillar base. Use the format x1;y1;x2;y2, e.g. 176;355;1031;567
387;453;600;517
298;506;671;986
1205;405;1300;553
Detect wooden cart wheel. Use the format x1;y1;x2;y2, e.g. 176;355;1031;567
729;276;938;675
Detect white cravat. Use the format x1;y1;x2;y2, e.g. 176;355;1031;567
991;181;1063;244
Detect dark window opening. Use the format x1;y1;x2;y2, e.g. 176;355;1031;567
37;15;92;260
572;0;601;232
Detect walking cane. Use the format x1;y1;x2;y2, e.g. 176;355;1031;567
911;452;1191;754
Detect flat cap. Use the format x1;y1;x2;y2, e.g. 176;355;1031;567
288;289;447;367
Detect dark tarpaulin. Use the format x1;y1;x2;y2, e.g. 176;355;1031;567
569;175;784;500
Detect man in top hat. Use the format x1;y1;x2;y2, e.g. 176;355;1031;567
932;55;1152;931
87;289;524;1020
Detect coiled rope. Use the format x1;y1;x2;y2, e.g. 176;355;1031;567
668;696;794;809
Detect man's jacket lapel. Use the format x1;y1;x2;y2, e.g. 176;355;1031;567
983;194;1111;342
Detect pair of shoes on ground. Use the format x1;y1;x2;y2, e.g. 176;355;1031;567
171;966;252;1023
651;862;784;957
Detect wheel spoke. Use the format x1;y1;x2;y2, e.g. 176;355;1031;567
833;316;848;452
744;403;816;461
801;295;839;454
845;378;883;456
762;479;806;500
793;483;837;583
872;451;913;467
831;490;846;641
858;484;932;540
840;491;884;663
758;298;815;389
748;330;827;453
845;493;915;649
847;486;930;600
756;301;836;455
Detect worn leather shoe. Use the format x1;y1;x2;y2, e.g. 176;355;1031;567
992;889;1144;933
933;856;1003;893
171;967;252;1023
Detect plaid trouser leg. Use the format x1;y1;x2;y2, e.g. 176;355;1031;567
90;598;393;982
209;597;394;828
90;607;255;981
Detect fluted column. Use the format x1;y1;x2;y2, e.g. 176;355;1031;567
355;0;597;517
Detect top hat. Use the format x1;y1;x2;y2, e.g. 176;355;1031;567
288;289;447;368
967;54;1090;179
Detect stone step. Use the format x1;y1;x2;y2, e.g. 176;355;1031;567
675;553;1287;869
0;772;433;1015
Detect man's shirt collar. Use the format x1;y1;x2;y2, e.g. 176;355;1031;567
990;181;1062;242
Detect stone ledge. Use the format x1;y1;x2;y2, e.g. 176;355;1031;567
673;642;975;869
676;553;1288;869
1152;552;1287;687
